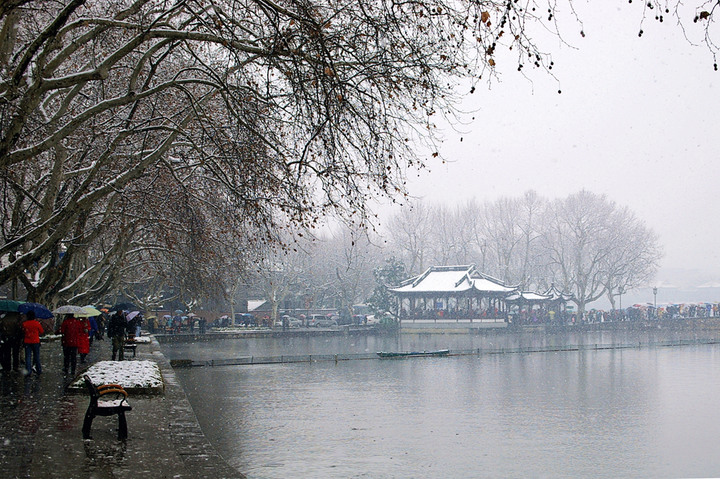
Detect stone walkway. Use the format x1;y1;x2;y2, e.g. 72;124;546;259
0;336;244;479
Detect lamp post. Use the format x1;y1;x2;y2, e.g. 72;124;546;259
653;286;658;317
618;286;624;311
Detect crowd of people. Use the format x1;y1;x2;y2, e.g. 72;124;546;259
0;307;146;377
0;311;48;376
158;314;208;334
510;302;720;325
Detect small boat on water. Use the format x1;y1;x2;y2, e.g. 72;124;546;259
376;349;450;359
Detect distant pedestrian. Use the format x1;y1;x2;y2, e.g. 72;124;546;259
172;315;181;334
21;311;43;376
96;314;106;340
134;314;142;337
78;317;91;364
107;311;128;361
0;312;23;372
88;316;99;345
58;314;83;376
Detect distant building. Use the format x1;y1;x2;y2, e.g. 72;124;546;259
390;264;517;330
391;265;571;330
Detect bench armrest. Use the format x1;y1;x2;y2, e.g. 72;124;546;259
98;387;128;398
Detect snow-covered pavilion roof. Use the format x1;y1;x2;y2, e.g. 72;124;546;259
391;265;517;296
543;284;573;302
506;291;553;302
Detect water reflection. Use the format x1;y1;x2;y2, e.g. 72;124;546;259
167;330;720;478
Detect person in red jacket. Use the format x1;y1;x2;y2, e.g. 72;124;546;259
22;311;44;376
78;317;91;363
58;314;83;376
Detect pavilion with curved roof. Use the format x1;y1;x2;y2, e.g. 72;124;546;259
390;264;519;327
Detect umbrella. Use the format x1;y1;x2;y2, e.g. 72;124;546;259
111;302;137;311
77;305;102;317
126;311;140;321
219;315;229;319
18;302;53;319
187;313;197;318
53;305;86;315
0;299;23;312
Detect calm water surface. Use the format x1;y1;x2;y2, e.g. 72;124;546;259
164;330;720;478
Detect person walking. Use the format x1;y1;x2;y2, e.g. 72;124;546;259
134;314;142;337
0;312;23;372
78;316;91;364
21;311;43;376
58;314;83;376
88;315;99;346
107;311;128;361
96;314;106;340
199;317;206;334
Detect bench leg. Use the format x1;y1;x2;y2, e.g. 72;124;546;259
82;410;95;439
118;412;128;439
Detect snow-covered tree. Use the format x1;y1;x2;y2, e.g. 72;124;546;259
542;190;661;317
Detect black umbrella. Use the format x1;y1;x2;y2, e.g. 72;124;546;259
111;302;137;311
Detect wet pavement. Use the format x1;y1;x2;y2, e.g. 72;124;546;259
0;337;244;478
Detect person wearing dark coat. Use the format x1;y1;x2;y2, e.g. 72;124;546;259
107;311;129;361
0;312;23;372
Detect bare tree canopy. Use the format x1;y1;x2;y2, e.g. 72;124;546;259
0;0;707;305
0;0;573;304
542;190;661;317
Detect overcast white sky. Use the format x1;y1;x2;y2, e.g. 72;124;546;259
385;2;720;287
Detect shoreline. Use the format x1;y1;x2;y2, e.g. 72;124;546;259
153;317;720;343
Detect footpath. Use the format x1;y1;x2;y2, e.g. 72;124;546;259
0;336;244;479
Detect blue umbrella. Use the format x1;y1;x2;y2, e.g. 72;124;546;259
18;302;53;319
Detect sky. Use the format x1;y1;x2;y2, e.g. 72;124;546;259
383;1;720;290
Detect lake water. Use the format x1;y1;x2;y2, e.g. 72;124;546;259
163;329;720;478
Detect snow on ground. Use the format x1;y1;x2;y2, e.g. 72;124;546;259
130;335;151;343
70;360;163;391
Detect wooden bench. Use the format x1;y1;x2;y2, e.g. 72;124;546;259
123;342;137;357
82;375;132;440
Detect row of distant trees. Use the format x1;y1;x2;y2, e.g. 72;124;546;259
242;190;661;322
385;190;661;318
